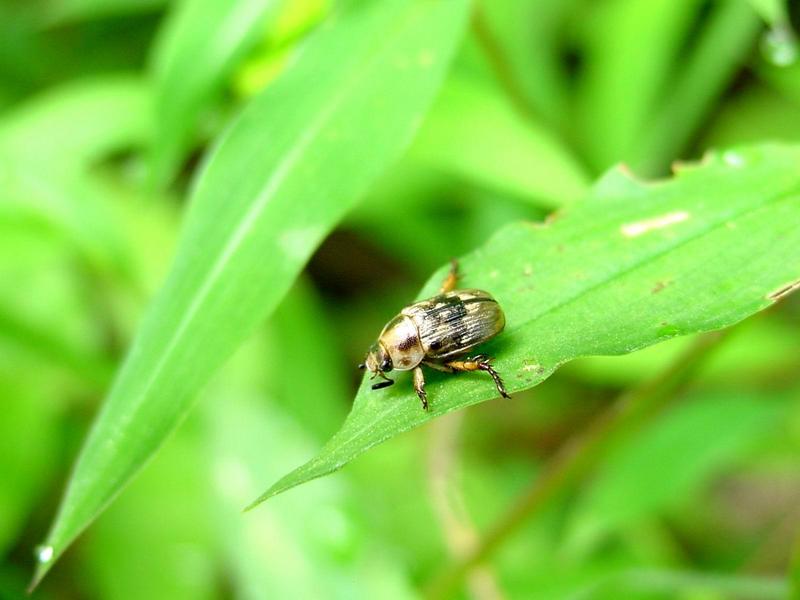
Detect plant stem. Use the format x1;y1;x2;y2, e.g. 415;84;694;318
423;331;727;599
470;3;538;125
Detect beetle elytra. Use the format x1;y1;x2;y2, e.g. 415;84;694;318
359;260;509;410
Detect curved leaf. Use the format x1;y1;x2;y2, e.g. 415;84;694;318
0;76;151;279
0;75;150;174
32;0;470;586
255;143;800;505
149;0;281;186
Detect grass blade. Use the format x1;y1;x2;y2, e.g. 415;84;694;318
31;0;470;586
149;0;281;186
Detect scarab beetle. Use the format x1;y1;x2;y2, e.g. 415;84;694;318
359;260;510;410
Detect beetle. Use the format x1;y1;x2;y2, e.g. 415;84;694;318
359;260;510;410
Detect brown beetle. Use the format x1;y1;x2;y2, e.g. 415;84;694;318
360;260;509;410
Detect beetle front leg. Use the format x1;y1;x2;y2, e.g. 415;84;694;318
439;259;459;294
413;366;428;411
444;355;511;399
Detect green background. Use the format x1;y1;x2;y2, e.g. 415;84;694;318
2;0;800;598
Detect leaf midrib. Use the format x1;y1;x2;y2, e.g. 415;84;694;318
118;5;428;426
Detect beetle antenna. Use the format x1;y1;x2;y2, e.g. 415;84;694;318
358;363;366;370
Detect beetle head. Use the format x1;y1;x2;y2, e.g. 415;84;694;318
360;342;394;389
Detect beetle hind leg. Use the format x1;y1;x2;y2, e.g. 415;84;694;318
444;355;511;399
413;366;429;411
439;259;459;294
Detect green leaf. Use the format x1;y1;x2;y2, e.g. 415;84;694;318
149;0;282;186
32;0;470;585
256;142;800;505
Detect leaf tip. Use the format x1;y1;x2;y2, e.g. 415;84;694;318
242;477;299;512
242;493;271;513
27;548;55;594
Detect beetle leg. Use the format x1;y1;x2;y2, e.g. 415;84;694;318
413;366;429;411
439;259;459;294
444;356;511;399
422;360;454;373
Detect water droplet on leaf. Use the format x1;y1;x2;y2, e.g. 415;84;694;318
35;545;54;563
722;151;746;168
761;24;798;67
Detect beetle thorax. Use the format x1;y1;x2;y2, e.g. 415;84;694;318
379;315;424;371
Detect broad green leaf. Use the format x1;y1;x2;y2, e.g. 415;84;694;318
255;142;800;504
410;75;589;208
32;0;470;585
149;0;282;186
566;314;800;387
565;391;786;557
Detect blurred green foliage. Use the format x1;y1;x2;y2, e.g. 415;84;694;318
2;0;800;599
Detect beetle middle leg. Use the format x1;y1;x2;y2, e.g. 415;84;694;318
413;366;428;411
444;355;511;399
439;259;459;294
422;360;454;373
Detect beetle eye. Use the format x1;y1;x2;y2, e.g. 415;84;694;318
380;357;392;372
